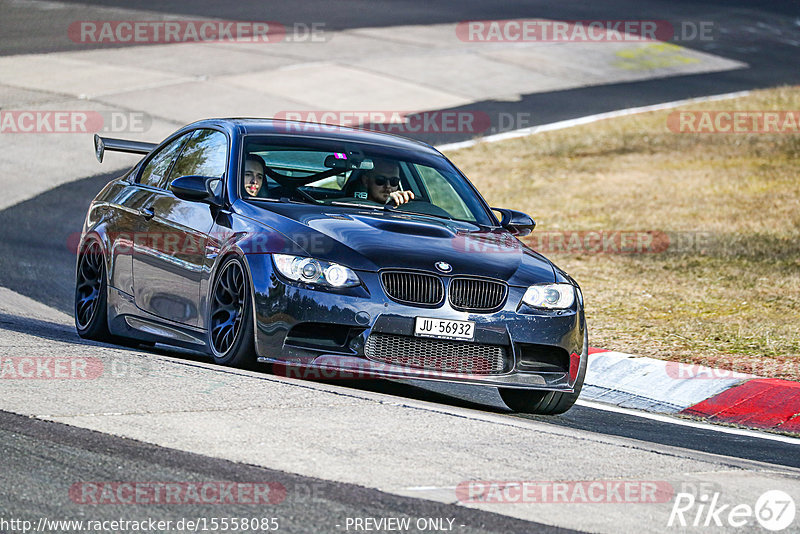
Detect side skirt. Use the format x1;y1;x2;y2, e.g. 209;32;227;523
107;286;208;351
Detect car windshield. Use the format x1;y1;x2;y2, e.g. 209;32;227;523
241;136;493;225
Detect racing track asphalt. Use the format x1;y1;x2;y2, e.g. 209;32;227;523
0;172;798;471
1;0;798;303
0;410;571;534
1;0;799;147
2;0;798;54
1;2;800;531
1;0;799;473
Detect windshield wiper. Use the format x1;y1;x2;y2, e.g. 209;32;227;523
328;200;394;211
288;188;321;204
327;201;455;221
399;210;454;221
247;196;315;205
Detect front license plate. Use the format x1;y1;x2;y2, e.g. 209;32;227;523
414;317;475;340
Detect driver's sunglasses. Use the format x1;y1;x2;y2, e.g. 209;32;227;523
373;175;400;187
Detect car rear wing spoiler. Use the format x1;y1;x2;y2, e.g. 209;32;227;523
94;133;157;163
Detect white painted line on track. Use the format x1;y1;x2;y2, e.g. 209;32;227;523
576;399;800;445
437;90;752;152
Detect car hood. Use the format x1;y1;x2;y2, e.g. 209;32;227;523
238;202;556;284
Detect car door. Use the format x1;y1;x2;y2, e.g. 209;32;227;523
132;128;227;327
115;131;192;298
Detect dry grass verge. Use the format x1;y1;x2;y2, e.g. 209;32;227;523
447;86;800;380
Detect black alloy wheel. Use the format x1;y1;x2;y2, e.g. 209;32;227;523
209;256;255;367
75;240;111;340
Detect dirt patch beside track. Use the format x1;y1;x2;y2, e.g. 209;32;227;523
448;86;800;380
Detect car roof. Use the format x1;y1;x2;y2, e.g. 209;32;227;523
185;118;442;156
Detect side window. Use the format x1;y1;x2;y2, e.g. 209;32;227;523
170;129;228;181
414;164;475;221
138;133;191;188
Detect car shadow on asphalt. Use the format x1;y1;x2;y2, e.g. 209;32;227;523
0;310;509;413
0;311;210;363
326;377;511;413
0;311;96;346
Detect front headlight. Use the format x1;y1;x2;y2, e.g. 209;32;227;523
273;254;360;288
522;283;575;309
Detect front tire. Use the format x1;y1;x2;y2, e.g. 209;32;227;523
499;329;588;415
74;240;112;341
208;256;255;368
499;386;580;415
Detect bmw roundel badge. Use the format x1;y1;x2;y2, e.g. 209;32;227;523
435;261;452;273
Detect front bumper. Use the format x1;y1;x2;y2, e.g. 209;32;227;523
245;254;586;391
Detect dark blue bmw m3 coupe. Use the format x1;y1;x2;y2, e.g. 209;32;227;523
76;119;587;414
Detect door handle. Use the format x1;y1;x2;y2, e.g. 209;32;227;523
138;206;155;220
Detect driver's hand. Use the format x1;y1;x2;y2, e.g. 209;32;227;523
387;190;415;206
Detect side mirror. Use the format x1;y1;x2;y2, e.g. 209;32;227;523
170;175;223;207
492;208;535;237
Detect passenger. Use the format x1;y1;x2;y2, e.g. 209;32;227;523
360;158;414;206
244;154;267;197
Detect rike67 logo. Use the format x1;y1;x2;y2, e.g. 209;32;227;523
669;490;796;531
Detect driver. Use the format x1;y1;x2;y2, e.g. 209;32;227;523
244;154;267;197
360;158;414;206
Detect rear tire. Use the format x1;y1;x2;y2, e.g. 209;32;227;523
499;328;588;415
74;240;112;342
208;256;256;368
